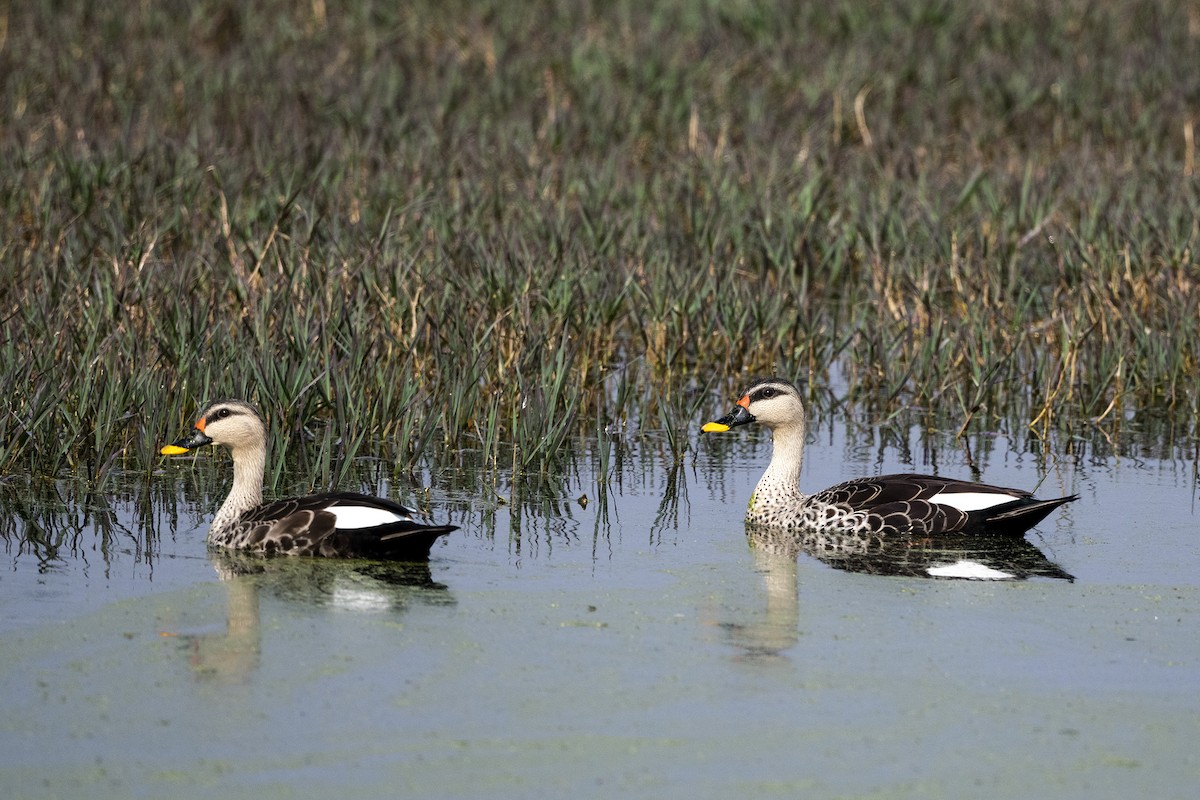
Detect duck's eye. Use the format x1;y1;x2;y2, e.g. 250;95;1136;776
216;409;231;419
760;388;776;398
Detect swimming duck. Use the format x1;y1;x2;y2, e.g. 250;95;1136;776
702;378;1077;537
161;399;457;559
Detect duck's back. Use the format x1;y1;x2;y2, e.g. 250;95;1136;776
808;474;1074;537
221;492;457;560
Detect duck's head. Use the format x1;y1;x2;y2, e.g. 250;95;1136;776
702;377;805;433
161;399;265;456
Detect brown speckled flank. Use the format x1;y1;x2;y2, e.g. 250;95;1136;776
161;400;456;560
704;378;1077;537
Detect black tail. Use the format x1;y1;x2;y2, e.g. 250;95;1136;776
981;495;1078;537
349;523;458;561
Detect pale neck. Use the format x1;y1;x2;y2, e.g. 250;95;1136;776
747;420;808;522
210;443;266;538
762;422;806;491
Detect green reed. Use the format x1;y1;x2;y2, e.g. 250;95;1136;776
1;0;1197;492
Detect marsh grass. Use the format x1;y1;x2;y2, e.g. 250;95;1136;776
0;0;1197;496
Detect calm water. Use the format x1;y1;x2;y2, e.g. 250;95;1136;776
2;415;1198;799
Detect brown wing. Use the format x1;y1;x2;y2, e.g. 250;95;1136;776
861;500;969;536
231;499;338;556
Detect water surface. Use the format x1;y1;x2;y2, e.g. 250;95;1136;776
2;418;1198;799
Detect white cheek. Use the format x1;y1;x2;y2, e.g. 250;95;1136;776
927;490;1017;512
927;560;1015;580
327;504;408;529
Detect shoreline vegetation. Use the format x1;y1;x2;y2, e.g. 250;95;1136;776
1;0;1197;487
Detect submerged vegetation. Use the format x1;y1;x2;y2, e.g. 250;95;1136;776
1;0;1198;487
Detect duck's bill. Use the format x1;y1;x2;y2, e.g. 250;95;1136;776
701;405;755;432
160;428;214;455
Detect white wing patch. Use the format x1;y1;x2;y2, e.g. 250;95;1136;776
927;560;1015;580
327;504;409;529
927;490;1017;512
330;577;392;611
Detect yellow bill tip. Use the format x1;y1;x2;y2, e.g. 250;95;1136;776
160;445;190;456
701;421;730;433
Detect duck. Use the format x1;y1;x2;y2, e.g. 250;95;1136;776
702;377;1077;537
161;399;457;560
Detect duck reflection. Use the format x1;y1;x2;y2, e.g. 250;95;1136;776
720;545;801;666
181;554;453;683
749;525;1075;582
208;551;452;603
722;527;1073;663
